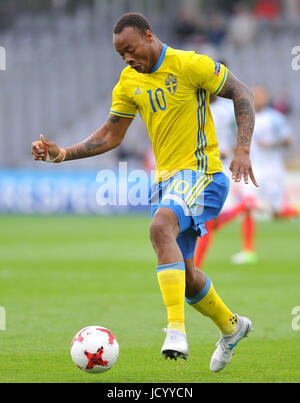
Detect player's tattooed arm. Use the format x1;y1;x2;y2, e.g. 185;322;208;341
64;114;133;161
218;70;258;186
108;114;122;124
218;70;255;149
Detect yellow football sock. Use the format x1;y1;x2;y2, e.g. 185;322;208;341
157;262;186;334
186;275;237;335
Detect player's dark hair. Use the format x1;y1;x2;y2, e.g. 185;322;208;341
113;13;153;35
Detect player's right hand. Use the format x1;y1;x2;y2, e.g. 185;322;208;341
32;134;61;162
230;149;259;187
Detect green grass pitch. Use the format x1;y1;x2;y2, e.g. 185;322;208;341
0;214;299;383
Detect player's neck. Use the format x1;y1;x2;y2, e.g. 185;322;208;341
151;39;164;71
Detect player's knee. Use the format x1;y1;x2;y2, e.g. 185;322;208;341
149;208;179;248
149;220;171;248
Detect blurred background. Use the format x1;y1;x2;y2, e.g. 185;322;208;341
1;2;300;384
0;0;300;213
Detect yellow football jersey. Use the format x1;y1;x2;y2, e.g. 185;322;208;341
110;44;228;182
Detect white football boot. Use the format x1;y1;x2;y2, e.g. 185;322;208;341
161;328;189;360
210;315;253;372
231;251;258;265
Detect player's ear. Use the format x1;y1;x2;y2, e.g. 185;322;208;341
145;30;154;43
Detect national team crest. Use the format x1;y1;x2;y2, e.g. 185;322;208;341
165;73;177;95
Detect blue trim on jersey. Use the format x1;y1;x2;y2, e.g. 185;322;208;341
196;89;204;171
157;262;185;273
200;90;208;174
213;67;228;95
185;275;211;304
195;89;207;172
110;110;136;118
200;89;206;172
195;90;201;171
149;44;168;74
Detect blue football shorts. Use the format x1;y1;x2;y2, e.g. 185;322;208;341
149;170;229;260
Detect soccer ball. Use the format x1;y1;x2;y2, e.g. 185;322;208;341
70;326;119;374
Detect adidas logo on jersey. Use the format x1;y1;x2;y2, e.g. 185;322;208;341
135;87;142;95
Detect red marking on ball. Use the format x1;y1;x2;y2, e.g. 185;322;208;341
84;347;108;369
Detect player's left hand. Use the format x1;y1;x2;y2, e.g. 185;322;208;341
230;149;259;187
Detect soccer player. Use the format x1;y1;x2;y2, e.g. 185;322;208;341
32;13;258;372
195;85;297;268
230;85;297;264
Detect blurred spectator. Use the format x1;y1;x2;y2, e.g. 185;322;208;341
65;0;94;13
207;13;227;47
143;147;156;173
253;0;281;20
227;3;257;47
272;90;292;116
174;12;197;43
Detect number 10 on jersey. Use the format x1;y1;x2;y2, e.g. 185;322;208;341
147;89;167;112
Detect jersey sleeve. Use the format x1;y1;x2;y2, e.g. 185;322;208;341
184;52;228;95
110;74;138;119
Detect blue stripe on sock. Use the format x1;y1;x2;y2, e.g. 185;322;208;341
185;275;211;304
157;262;185;273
